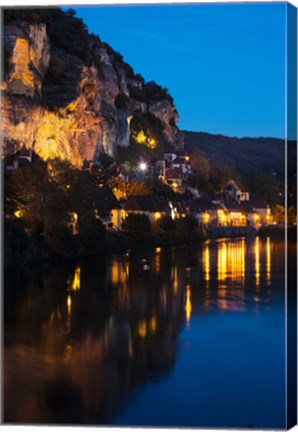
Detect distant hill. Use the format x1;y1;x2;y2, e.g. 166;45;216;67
184;131;296;206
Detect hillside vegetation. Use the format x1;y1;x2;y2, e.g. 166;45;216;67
184;131;296;206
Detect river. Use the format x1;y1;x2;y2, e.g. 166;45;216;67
3;236;292;428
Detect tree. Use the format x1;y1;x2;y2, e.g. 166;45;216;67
155;215;176;232
272;204;285;224
288;206;297;225
122;214;151;234
176;215;198;237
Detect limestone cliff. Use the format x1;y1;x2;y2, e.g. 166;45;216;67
1;9;183;167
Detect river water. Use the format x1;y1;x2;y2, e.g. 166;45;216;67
3;237;292;428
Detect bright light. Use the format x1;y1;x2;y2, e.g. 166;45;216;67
139;162;147;171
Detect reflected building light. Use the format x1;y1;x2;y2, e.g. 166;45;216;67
138;320;147;338
173;266;178;295
111;260;124;285
63;343;73;362
71;266;81;291
218;243;227;281
124;262;130;280
155;252;161;273
203;245;210;284
255;237;260;289
66;294;72;334
266;237;271;286
67;294;72;313
241;239;245;279
185;285;192;326
150;316;157;333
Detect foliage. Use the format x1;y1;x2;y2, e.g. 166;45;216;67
144;81;173;104
288;206;297;225
122;213;152;234
155;215;176;232
176;215;198;237
5;159;107;260
130;111;167;153
128;181;151;196
184;131;294;205
271;204;285;223
99;153;114;168
144;178;176;199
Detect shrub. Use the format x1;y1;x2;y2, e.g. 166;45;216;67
155;215;176;232
122;213;151;234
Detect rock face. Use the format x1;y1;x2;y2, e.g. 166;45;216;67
2;12;183;167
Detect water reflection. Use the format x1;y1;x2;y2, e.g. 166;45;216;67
4;237;287;426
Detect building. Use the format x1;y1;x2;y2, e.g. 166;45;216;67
123;195;170;225
93;187;123;230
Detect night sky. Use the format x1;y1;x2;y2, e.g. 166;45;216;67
71;3;286;139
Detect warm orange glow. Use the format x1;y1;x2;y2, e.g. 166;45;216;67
111;260;124;285
67;295;72;314
217;240;245;282
138;321;147;338
155;212;161;220
203;245;210;282
185;285;192;325
135;130;156;149
241;239;245;278
173;266;178;295
150;316;157;333
71;267;81;291
185;155;190;162
218;242;227;281
14;209;23;218
266;237;271;285
255;237;260;288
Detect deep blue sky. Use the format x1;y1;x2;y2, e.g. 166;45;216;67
70;3;286;138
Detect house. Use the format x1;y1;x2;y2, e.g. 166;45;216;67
190;198;226;227
166;167;184;189
245;199;272;225
93;187;123;230
123;195;170;225
3;145;40;171
164;152;177;163
223;180;249;203
172;156;192;174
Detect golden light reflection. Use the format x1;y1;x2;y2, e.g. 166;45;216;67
71;266;81;291
218;243;227;281
266;237;271;286
111;260;124;285
138;321;147;338
185;285;192;326
173;266;178;295
67;295;72;313
241;239;245;278
217;240;246;282
203;245;210;283
155;253;160;273
255;237;260;288
150;316;157;333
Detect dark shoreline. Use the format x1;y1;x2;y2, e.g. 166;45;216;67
5;224;295;272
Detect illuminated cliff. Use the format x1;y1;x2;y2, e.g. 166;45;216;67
2;9;183;167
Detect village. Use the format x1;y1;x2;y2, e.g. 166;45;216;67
4;145;273;239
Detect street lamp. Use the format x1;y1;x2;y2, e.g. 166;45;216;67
139;162;147;172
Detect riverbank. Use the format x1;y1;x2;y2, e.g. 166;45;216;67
5;222;295;270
